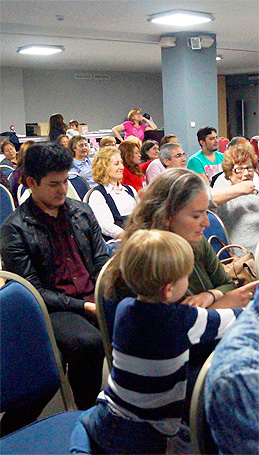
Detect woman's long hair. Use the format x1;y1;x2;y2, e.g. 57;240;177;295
118;141;143;177
104;168;206;298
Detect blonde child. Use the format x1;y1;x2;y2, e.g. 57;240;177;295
70;229;243;454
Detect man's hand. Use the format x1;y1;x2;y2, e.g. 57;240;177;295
84;302;97;319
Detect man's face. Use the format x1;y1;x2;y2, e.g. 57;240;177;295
27;171;69;211
163;146;187;168
201;131;218;152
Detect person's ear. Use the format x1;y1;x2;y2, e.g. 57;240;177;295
163;283;174;301
26;176;38;190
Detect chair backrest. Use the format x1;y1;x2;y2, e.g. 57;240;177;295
0;164;14;178
204;210;230;258
69;174;90;200
0;183;15;224
17;184;31;205
67;179;81;200
190;351;218;455
83;186;95;204
94;257;116;371
0;270;74;413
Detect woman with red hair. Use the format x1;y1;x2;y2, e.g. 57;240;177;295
118;141;146;192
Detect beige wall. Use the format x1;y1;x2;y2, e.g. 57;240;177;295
217;75;227;137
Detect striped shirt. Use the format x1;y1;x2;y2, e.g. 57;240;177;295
98;298;243;435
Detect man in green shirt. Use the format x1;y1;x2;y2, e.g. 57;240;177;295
187;126;223;185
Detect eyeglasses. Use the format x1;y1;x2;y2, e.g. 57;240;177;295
173;152;188;159
233;166;255;174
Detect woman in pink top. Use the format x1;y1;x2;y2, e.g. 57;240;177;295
112;108;157;143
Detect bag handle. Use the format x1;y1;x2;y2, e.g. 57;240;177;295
217;244;250;263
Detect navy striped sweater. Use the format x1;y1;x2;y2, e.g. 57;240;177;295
98;298;242;435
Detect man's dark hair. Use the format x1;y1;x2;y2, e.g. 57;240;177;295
23;142;73;184
197;126;217;145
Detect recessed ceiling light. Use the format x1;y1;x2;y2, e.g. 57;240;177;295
148;9;215;27
17;45;64;55
216;55;223;61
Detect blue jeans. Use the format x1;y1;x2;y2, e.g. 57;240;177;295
70;403;167;454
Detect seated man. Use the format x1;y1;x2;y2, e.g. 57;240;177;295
146;143;187;182
0;142;109;434
205;285;259;454
187;126;223;185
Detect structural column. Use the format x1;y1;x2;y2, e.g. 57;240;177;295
161;32;217;155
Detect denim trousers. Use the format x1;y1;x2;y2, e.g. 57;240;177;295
70;402;168;454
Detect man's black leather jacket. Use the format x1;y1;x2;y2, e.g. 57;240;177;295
0;196;109;314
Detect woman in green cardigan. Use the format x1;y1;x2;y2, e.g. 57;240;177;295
105;168;257;309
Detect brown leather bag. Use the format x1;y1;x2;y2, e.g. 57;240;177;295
208;235;257;287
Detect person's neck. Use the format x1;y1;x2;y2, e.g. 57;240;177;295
32;197;60;218
109;178;120;189
202;148;215;158
134;121;140;127
137;294;166;304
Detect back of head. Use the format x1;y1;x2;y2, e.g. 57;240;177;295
197;126;217;144
120;229;194;298
125;135;142;149
92;146;119;184
160;134;178;147
69;120;79;128
49;113;67;133
17;140;35;167
99;136;117;148
23;142;73;185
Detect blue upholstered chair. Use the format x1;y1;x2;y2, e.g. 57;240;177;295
0;183;15;224
0;271;102;454
69;174;90;200
0;164;14;179
204;210;231;259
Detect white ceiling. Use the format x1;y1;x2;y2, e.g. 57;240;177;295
1;0;259;75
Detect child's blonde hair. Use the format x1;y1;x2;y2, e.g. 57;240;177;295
120;229;194;298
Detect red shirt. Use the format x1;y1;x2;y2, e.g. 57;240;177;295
31;202;95;302
122;166;146;192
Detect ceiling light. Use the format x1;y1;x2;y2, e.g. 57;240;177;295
17;45;64;55
148;9;214;26
216;55;223;61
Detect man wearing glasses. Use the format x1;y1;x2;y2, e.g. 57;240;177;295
146;142;187;183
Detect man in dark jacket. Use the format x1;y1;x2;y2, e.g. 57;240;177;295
0;142;109;434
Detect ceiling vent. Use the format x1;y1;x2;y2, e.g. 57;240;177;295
74;72;92;80
94;74;110;80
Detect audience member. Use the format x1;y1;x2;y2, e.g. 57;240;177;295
70;229;244;455
66;120;80;139
118;141;145;192
0;139;17;167
99;136;117;148
88;147;138;240
205;285;259;455
9;140;35;205
49;113;67;141
56;134;69;148
250;135;259;158
140;139;159;173
112;108;157;143
68;135;96;187
187;126;223;184
160;134;179;146
146;142;187;182
216;140;259;254
0;142;109;434
124;135;142;150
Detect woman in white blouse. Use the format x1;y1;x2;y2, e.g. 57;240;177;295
88;147;138;240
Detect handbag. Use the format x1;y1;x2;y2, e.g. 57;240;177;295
208;235;257;287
